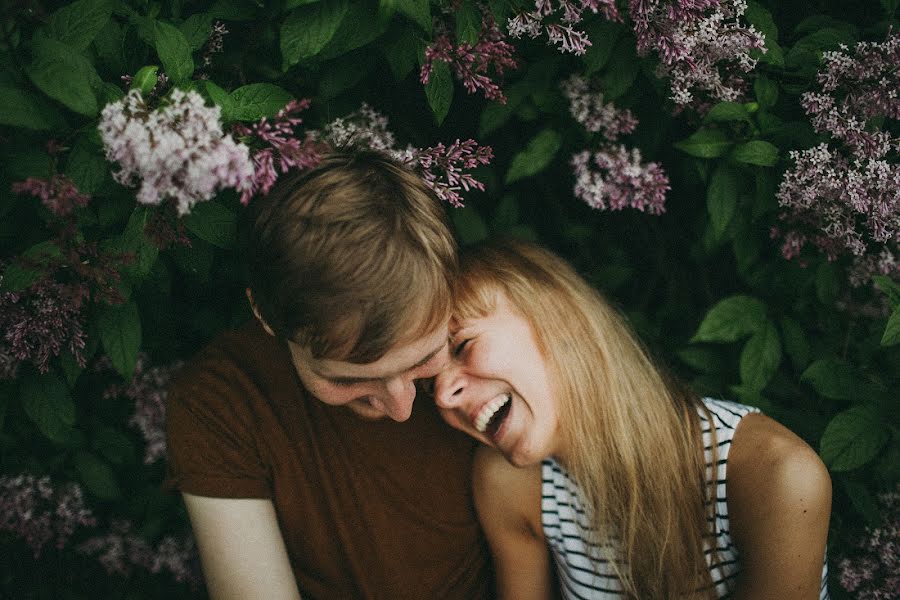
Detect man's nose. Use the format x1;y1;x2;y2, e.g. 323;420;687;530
381;376;416;422
433;364;466;409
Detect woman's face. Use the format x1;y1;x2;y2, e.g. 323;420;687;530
433;290;562;467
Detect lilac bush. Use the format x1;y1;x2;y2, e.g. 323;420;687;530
837;487;900;599
508;0;621;56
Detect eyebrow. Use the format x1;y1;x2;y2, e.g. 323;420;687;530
317;341;447;384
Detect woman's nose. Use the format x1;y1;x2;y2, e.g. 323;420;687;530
433;363;466;409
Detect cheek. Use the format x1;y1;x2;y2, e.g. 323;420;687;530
438;408;470;434
305;379;370;406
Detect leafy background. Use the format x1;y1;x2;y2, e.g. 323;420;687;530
0;0;897;597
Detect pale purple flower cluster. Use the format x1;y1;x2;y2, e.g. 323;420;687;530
416;139;494;208
630;0;765;110
232;99;322;205
776;36;900;286
317;102;399;153
837;487;899;599
201;21;228;68
11;174;90;217
77;520;201;587
508;0;621;56
98;89;254;215
801;35;900;160
561;75;638;140
421;9;518;102
0;278;88;373
571;147;669;213
0;474;96;557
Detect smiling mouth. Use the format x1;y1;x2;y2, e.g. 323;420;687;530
475;393;512;437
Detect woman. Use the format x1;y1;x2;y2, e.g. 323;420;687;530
434;238;831;599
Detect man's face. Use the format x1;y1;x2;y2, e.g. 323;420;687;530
285;325;451;422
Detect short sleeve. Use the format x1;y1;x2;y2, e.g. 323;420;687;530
164;355;271;499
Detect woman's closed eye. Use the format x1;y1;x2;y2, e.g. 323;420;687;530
452;338;471;356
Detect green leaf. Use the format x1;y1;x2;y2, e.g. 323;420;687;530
21;372;75;443
74;450;121;500
820;406;890;472
505;129;561;184
707;163;739;239
424;60;454;125
1;262;41;293
754;75;778;109
130;65;160;96
815;261;839;304
117;208;159;281
154;21;194;83
779;316;810;372
172;237;214;281
739;321;782;390
479;101;514;137
202;80;233;122
744;1;783;66
229;83;294;121
182;201;237;249
27;37;100;116
179;13;213;51
383;26;421;81
451;207;488;245
92;425;137;466
703;101;750;124
318;52;374;99
281;1;350;69
881;308;900;346
600;37;638;99
455;2;480;46
731;140;778;166
582;20;621;74
674;129;733;158
0;85;65;130
64;136;107;196
97;300;142;381
43;0;113;51
873;275;900;309
394;0;432;33
58;350;83;388
840;479;881;526
801;358;854;400
677;346;727;374
691;295;767;343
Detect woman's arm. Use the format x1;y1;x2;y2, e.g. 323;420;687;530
727;413;832;600
473;445;557;600
183;493;302;600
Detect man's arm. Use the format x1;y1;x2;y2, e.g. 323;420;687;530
183;493;302;600
473;446;557;600
727;413;832;600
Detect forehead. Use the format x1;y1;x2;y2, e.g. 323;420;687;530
308;324;449;379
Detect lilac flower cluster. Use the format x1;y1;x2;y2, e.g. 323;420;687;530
0;475;96;557
11;174;90;217
201;21;228;69
776;36;900;286
421;9;518;102
77;520;201;587
561;75;638;140
572;147;669;213
0;278;89;373
508;0;621;56
631;0;766;110
317;102;400;153
837;487;899;599
98;88;254;215
232;99;322;205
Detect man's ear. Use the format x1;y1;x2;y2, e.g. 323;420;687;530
245;288;275;337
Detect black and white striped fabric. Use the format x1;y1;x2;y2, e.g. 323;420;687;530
541;398;830;599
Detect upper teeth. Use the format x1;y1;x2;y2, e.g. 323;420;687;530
475;394;511;433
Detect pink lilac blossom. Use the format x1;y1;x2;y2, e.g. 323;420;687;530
231;99;322;205
421;9;518;102
561;75;639;140
629;0;765;110
77;520;201;587
837;487;900;599
98;88;254;215
571;147;670;214
0;278;89;373
11;174;90;217
508;0;621;56
801;36;900;160
0;474;96;557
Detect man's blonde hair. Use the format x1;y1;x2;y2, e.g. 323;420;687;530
245;149;457;363
455;238;718;599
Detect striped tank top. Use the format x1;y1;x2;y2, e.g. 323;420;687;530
541;398;830;599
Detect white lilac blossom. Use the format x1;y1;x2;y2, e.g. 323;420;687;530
508;0;621;56
0;474;96;557
98;89;254;215
572;147;669;214
561;75;639;140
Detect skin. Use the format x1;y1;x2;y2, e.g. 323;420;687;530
434;290;832;599
184;290;452;599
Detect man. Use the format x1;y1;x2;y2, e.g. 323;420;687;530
164;150;492;599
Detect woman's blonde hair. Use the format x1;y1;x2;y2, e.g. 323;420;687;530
455;238;718;599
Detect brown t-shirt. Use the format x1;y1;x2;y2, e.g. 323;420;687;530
164;322;492;599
